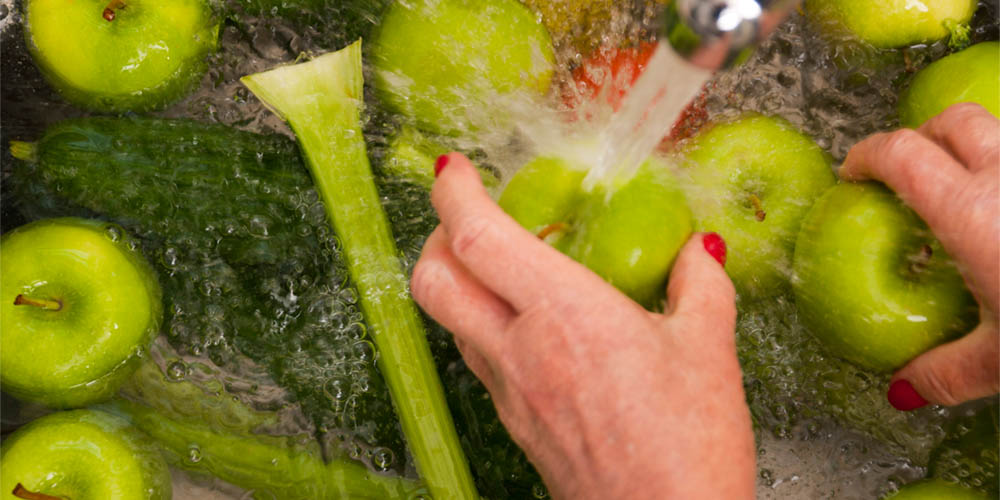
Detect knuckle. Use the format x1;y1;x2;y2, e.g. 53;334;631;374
410;258;446;307
877;128;923;161
449;214;495;260
940;101;986;121
911;356;976;407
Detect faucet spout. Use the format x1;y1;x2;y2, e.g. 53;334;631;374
661;0;801;70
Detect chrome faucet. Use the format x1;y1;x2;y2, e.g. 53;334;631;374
662;0;801;70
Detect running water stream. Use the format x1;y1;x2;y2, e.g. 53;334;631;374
583;40;711;189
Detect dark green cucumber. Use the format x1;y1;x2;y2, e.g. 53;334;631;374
9;115;408;473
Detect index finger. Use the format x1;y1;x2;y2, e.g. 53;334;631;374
839;128;970;234
918;103;1000;173
430;153;623;312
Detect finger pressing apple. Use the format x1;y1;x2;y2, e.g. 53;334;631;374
497;154;693;309
792;182;978;372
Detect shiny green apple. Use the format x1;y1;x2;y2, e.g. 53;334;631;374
680;115;836;300
899;41;1000;128
0;409;171;500
370;0;555;136
885;479;989;500
0;218;163;408
804;0;977;48
499;156;692;309
792;182;977;372
24;0;219;112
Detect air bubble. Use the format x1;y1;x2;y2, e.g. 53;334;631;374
532;483;549;498
104;225;123;242
371;447;395;471
187;446;203;464
166;361;188;381
351;340;375;361
339;288;357;304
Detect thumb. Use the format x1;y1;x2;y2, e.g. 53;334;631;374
665;233;737;332
888;322;1000;410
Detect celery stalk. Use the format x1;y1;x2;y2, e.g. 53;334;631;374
106;399;421;499
241;41;479;500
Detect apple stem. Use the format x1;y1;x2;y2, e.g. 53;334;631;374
536;222;568;241
12;484;61;500
13;294;62;311
102;0;125;21
748;194;766;221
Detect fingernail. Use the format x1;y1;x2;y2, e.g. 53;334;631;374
887;380;929;411
434;154;450;177
703;232;726;267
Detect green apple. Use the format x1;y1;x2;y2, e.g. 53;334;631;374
370;0;556;136
499;156;692;309
804;0;977;48
382;125;500;191
679;115;836;300
0;409;171;500
791;182;977;372
884;479;989;500
0;218;163;408
899;41;1000;128
24;0;219;112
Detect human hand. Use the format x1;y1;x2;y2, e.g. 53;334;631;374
839;103;1000;410
412;153;755;499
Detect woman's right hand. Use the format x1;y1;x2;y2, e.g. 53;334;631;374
839;103;1000;410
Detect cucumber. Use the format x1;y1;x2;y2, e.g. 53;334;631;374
8;115;408;473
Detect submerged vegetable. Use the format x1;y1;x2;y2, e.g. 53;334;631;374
241;41;478;500
113;399;405;499
8;116;407;474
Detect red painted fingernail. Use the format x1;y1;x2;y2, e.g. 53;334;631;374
703;232;726;267
434;154;450;177
887;380;929;411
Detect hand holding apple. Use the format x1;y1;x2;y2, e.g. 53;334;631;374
0;218;163;408
0;409;172;500
498;155;692;309
792;181;977;371
411;153;754;499
838;104;999;407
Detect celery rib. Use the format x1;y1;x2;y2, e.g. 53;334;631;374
241;40;479;500
107;398;419;499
